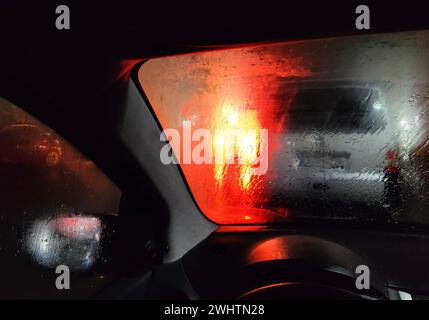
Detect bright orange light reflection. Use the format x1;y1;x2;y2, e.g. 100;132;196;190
213;104;261;191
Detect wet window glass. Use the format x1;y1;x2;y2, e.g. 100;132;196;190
139;30;429;225
0;97;121;298
286;87;386;134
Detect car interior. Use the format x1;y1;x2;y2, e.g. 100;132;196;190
2;3;429;301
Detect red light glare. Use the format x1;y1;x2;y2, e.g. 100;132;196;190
139;44;312;224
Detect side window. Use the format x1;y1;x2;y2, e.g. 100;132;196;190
0;97;121;298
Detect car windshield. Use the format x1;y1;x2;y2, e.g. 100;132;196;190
138;30;429;226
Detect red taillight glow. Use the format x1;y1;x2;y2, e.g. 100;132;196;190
139;45;311;224
54;216;101;240
385;150;400;174
213;105;261;190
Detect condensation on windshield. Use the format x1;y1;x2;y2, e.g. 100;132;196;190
139;30;429;225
